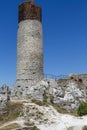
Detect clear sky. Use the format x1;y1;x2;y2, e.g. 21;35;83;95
0;0;87;87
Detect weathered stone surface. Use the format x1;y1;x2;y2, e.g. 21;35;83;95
11;75;87;111
23;103;57;125
69;74;87;86
14;19;43;88
0;84;10;114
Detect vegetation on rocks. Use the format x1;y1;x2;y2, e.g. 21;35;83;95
31;99;49;107
43;90;48;102
83;126;87;130
32;98;77;115
77;103;87;116
0;101;23;125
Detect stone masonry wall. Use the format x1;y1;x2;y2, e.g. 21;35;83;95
15;20;43;88
69;74;87;86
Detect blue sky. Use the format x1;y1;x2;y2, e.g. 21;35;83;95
0;0;87;87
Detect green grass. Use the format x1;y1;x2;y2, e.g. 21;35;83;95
77;102;87;116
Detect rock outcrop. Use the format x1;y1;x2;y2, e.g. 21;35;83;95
0;84;10;114
10;74;87;111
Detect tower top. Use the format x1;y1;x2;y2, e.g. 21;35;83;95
19;0;42;23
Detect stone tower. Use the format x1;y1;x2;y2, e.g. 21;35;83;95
15;0;43;88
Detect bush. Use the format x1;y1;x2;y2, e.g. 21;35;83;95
43;90;48;102
77;103;87;116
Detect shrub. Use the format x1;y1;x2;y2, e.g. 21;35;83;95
77;103;87;116
43;90;48;102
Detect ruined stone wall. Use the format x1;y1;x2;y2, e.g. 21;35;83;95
15;19;43;88
69;74;87;86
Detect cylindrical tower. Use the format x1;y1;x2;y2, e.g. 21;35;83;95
15;0;43;88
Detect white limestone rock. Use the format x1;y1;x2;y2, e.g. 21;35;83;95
11;76;87;111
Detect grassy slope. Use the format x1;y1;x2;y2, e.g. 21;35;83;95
0;101;23;125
